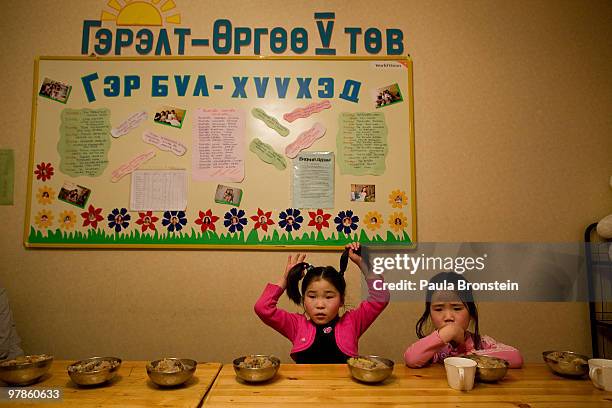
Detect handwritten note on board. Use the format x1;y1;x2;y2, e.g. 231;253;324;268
283;101;332;123
111;111;147;138
285;123;326;159
58;108;111;177
143;131;187;156
249;138;287;170
337;112;388;176
110;151;156;183
192;109;245;182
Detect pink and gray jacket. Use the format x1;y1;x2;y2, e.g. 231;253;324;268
404;330;523;368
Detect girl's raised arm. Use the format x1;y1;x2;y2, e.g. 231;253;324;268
254;255;305;342
343;243;390;335
345;242;376;279
277;253;306;289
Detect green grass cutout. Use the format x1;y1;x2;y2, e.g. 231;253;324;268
27;226;412;247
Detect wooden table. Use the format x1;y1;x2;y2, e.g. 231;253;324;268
4;360;222;407
203;363;610;407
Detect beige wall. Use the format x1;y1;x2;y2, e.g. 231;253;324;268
0;0;610;363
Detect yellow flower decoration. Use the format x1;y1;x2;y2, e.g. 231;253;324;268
364;211;384;231
34;209;54;229
388;212;407;233
36;186;56;205
389;189;408;208
58;210;76;230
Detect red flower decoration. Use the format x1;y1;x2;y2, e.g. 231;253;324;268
135;211;159;232
308;209;332;231
250;208;275;232
34;162;54;182
195;209;219;232
81;204;104;229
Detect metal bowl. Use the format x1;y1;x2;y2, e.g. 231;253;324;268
67;357;122;386
146;358;197;387
542;350;589;377
465;355;509;382
347;355;394;383
0;355;53;386
232;355;280;383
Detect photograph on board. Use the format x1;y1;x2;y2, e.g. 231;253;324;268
374;83;403;108
154;106;186;129
350;184;376;202
39;77;72;104
214;184;243;206
58;181;91;209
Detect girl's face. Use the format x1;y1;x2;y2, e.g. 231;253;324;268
303;278;343;325
429;290;471;331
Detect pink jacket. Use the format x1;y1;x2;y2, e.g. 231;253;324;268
404;331;523;368
254;279;389;360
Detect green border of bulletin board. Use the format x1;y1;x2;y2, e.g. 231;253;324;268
24;56;416;249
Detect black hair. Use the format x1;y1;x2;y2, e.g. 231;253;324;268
415;272;481;349
286;263;346;305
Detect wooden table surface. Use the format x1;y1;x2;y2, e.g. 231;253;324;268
4;360;222;407
203;363;610;407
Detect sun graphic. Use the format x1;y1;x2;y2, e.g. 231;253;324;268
101;0;181;26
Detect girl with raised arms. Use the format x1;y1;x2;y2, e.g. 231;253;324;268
254;242;389;363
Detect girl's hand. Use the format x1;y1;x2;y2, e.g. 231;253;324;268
437;323;466;345
278;253;306;289
345;242;363;265
345;242;370;276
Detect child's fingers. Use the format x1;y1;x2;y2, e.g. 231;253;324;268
287;253;306;266
286;254;298;270
287;254;297;268
345;242;359;252
346;242;362;263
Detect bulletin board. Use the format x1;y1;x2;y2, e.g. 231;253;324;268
25;56;416;249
